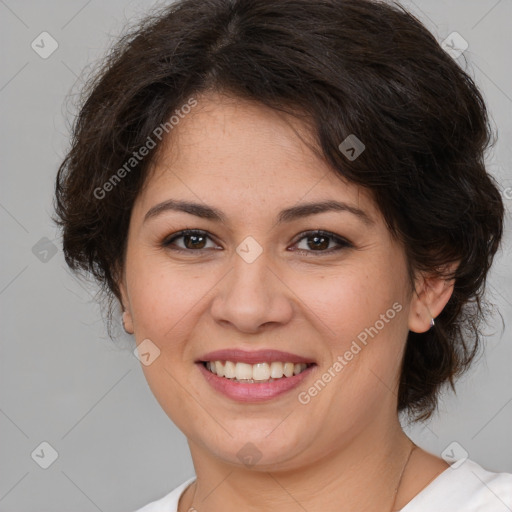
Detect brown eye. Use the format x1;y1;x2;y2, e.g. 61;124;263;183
292;230;352;255
305;234;330;251
162;229;218;252
182;233;207;249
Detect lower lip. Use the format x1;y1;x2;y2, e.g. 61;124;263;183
196;362;316;402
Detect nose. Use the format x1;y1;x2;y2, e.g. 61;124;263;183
209;249;294;334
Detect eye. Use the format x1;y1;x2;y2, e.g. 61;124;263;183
290;230;353;255
161;229;353;255
162;229;220;253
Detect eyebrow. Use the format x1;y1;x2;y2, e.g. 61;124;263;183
143;199;374;226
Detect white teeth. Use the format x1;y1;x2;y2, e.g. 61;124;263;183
270;361;284;379
204;360;310;382
283;362;295;377
253;363;270;381
215;361;225;377
224;360;236;379
235;362;253;380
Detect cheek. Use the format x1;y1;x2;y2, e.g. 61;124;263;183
298;260;409;396
128;256;211;339
129;259;210;427
293;262;405;345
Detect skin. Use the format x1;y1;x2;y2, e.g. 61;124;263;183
120;92;455;512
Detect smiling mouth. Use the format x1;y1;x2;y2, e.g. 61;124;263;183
201;360;315;383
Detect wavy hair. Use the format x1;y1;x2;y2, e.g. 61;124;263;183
54;0;505;420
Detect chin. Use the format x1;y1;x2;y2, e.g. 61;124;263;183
195;426;314;470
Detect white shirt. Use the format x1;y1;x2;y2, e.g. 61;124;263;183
134;459;512;511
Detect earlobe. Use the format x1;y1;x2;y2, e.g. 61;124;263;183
408;263;458;333
122;310;134;334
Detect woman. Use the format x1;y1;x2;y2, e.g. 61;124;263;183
53;0;512;510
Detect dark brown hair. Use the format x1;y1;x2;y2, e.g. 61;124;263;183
53;0;504;420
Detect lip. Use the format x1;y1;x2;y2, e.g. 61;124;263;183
196;348;316;365
196;361;316;402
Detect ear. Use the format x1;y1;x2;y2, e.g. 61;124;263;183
408;262;459;333
118;274;134;335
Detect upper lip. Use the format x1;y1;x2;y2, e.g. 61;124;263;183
196;349;316;365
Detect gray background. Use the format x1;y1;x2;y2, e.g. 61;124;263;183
0;0;511;511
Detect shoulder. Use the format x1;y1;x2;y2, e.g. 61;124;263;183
133;476;197;512
401;459;512;511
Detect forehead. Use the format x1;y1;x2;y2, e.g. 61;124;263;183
134;92;380;223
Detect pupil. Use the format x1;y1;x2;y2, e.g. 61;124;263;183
308;235;328;250
185;234;206;249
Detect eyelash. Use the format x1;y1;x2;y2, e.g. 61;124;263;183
161;229;353;256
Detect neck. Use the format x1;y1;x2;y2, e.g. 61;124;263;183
182;417;413;512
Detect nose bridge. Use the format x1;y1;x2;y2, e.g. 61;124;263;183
230;233;271;291
210;239;293;332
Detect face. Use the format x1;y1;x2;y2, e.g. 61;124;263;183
120;92;421;470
